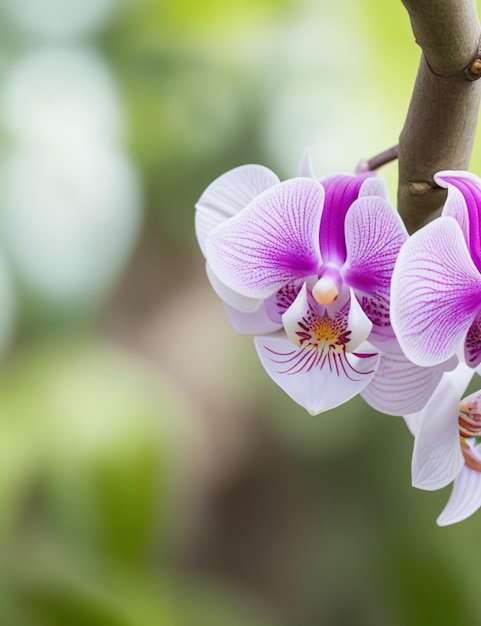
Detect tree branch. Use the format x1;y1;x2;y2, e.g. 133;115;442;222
398;0;481;233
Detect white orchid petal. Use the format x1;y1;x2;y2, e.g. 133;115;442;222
391;216;481;366
411;364;474;490
346;292;373;351
207;178;323;299
224;302;281;335
437;465;481;526
255;334;379;415
195;164;280;255
206;263;262;313
403;414;419;437
298;147;315;178
362;353;446;416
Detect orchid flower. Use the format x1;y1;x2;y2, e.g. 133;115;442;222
405;363;481;525
392;170;481;369
195;157;446;415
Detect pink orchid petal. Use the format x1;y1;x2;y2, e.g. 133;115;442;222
435;172;470;244
361;352;447;416
207;178;323;299
254;333;379;415
195;164;280;255
437;462;481;526
343;196;407;307
206;263;262;313
435;170;481;271
358;175;389;200
391;216;481;366
223;302;282;335
318;173;373;265
410;364;474;490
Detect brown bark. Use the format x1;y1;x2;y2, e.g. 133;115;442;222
398;0;481;233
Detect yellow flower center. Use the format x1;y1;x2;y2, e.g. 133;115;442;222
296;304;350;354
311;315;342;343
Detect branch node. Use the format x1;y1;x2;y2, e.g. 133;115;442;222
408;181;434;195
468;58;481;79
465;35;481;81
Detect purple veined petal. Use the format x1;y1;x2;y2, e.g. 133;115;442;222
298;147;315;178
410;363;474;490
254;333;379;415
361;353;447;416
264;277;310;325
343;196;407;309
206;178;323;299
318;172;373;266
358;175;389;200
435;170;481;272
435;172;470;245
464;310;481;367
391;216;481;367
223;302;282;335
206;263;262;313
437;464;481;526
195;164;280;255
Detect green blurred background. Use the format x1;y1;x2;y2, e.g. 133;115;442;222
0;0;479;624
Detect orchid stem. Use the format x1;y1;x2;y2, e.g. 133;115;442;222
398;0;481;234
355;145;398;174
367;145;399;171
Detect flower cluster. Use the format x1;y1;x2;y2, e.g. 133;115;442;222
195;155;481;525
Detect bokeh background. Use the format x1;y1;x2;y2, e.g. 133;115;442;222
0;0;480;624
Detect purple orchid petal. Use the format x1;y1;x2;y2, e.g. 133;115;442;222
435;172;470;245
410;364;473;490
342;195;407;336
318;172;373;265
361;352;447;416
391;216;481;366
195;164;280;255
437;462;481;526
464;311;481;368
223;302;282;335
435;171;481;272
298;147;315;178
206;178;323;299
254;333;379;415
358;175;389;200
206;263;262;313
